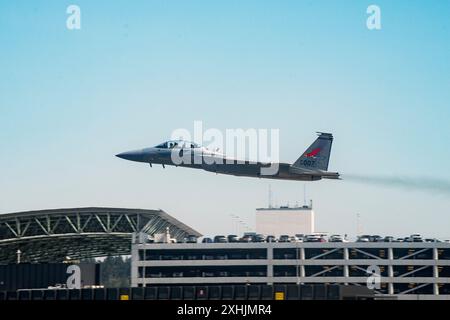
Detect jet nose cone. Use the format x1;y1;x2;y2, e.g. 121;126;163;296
115;152;130;160
116;149;144;162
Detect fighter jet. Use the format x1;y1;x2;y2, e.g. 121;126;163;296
116;132;340;181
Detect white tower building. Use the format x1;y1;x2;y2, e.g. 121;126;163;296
255;201;314;236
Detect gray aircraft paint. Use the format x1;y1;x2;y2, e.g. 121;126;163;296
116;132;340;181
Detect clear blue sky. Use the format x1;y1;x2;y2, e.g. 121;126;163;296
1;1;449;238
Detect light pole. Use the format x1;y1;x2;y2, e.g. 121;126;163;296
16;249;21;264
230;214;239;234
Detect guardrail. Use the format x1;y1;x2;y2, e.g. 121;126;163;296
0;284;374;300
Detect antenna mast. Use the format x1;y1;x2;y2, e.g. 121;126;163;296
268;184;273;208
303;184;307;206
356;213;362;236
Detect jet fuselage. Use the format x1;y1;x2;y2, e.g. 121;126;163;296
116;133;340;181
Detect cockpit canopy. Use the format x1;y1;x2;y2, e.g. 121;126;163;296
155;140;201;149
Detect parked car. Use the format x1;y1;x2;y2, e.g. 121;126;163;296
408;234;423;242
383;236;395;242
266;235;277;243
279;235;291;243
371;235;384;242
239;235;253;242
227;235;239;243
304;235;326;242
357;235;371;242
329;235;343;242
289;236;302;242
213;235;227;243
201;237;213;243
185;235;198;243
252;234;266;242
425;238;440;243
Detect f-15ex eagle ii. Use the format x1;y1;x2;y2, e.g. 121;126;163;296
116;132;340;181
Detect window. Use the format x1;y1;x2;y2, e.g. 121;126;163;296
155;142;167;149
168;141;178;149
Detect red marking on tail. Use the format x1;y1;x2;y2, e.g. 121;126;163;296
306;148;321;158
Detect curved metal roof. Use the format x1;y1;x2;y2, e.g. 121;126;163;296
0;207;201;264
